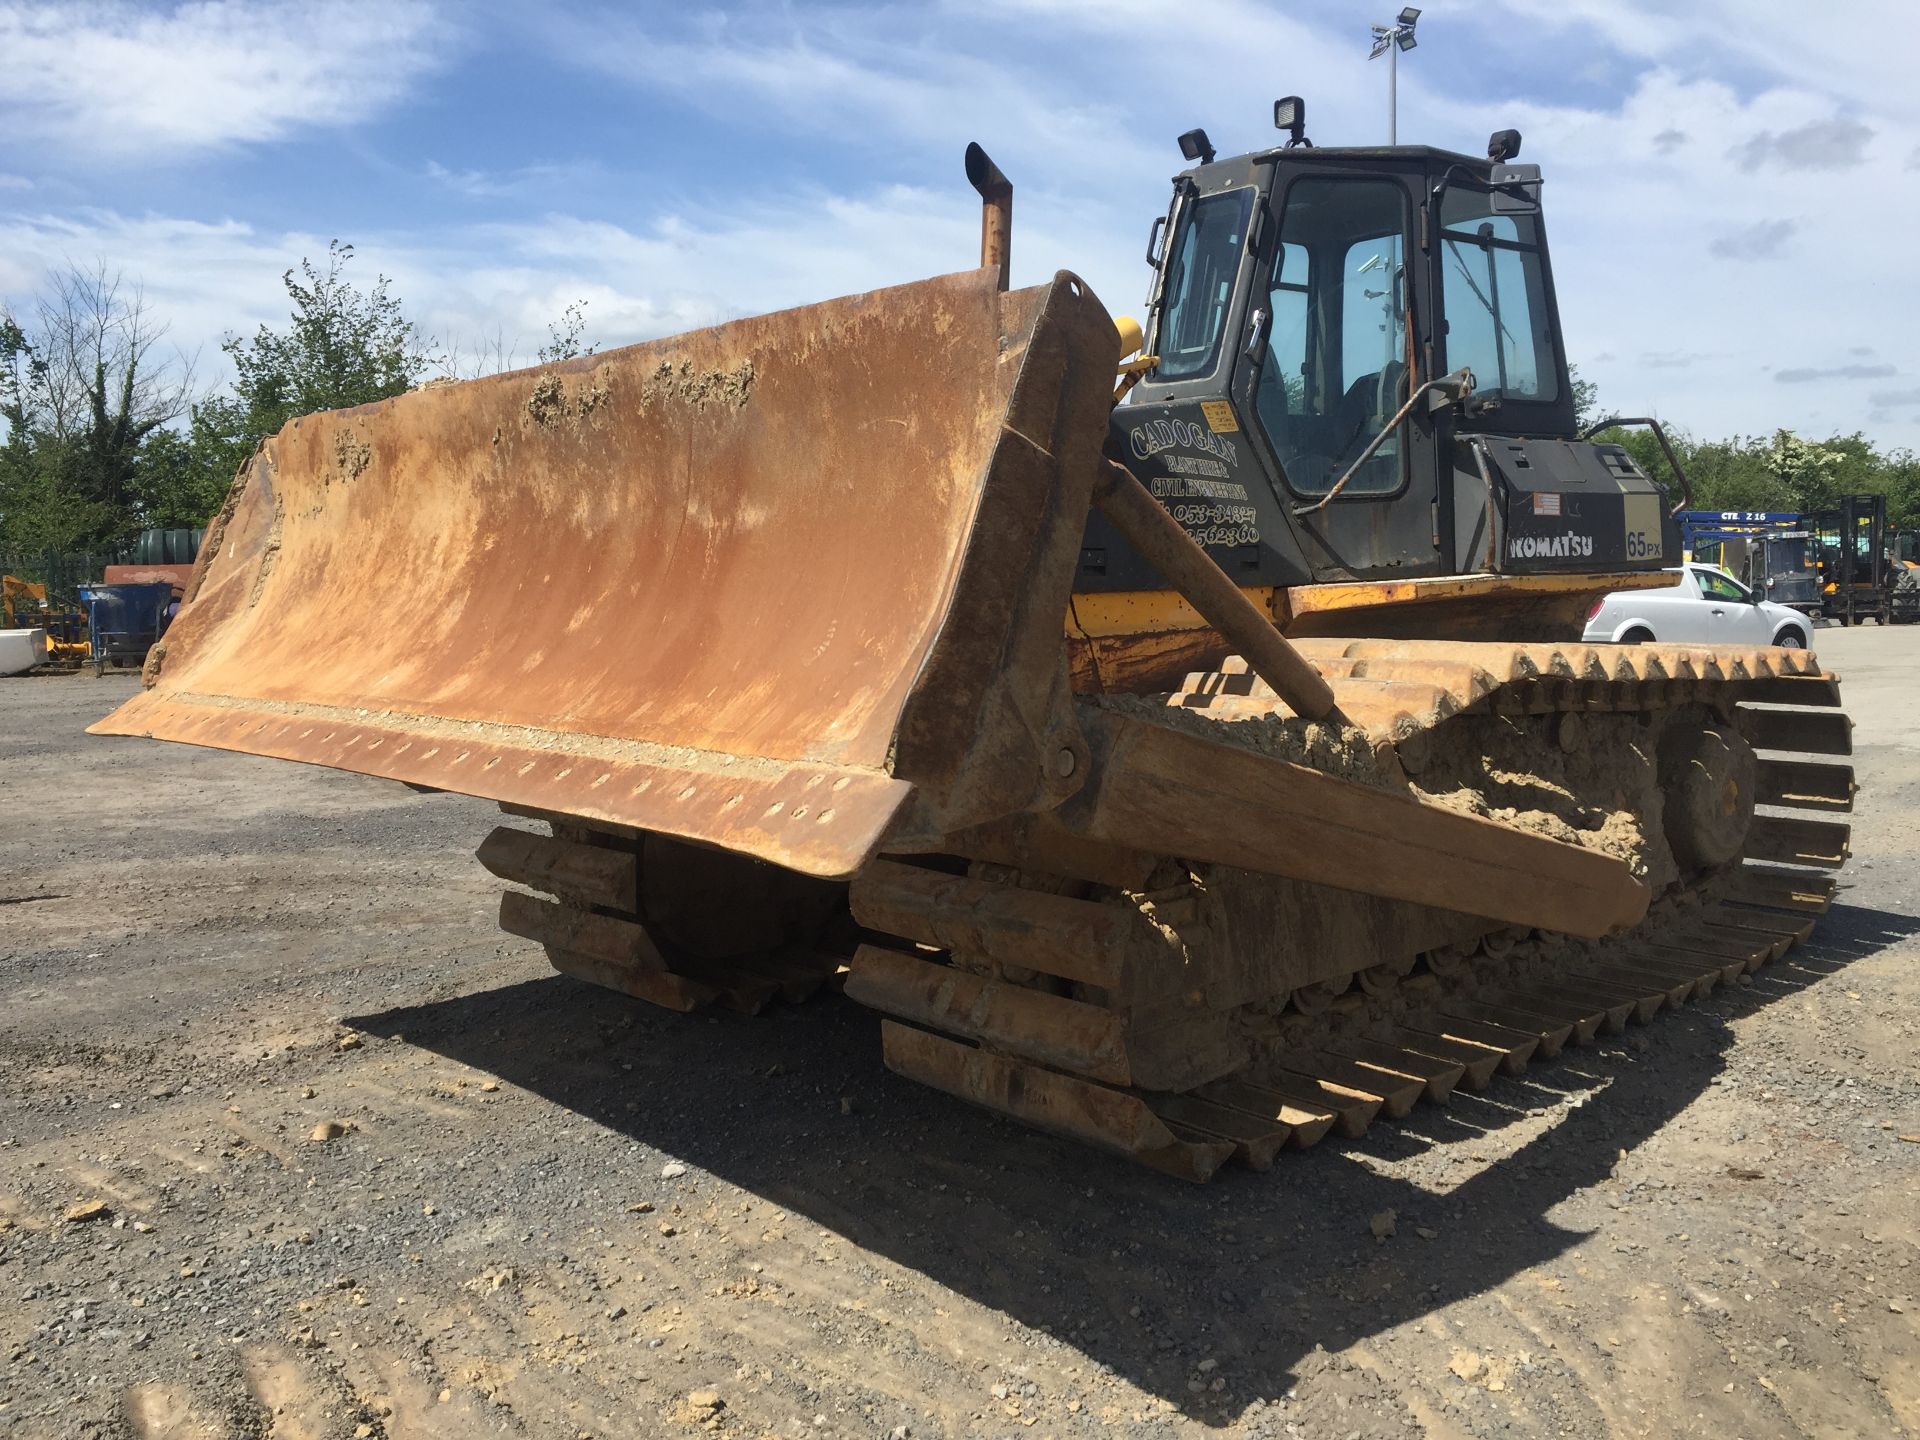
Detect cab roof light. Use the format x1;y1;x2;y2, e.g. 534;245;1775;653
1178;128;1215;164
1273;96;1310;148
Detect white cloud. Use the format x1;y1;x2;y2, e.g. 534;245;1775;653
1481;1;1920;125
1731;117;1874;172
1777;364;1896;384
1707;218;1797;261
530;2;1172;208
0;212;327;377
422;160;601;201
0;0;451;163
3;0;1917;452
516;1;1920;445
0;180;1116;396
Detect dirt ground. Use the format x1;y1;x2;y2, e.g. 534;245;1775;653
1;627;1916;1440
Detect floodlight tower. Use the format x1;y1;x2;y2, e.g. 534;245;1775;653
1369;7;1421;145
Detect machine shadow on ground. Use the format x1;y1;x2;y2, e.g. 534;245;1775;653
352;898;1916;1426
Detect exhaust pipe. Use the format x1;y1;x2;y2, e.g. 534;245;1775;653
965;142;1012;292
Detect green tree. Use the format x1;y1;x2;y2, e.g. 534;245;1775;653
189;241;436;486
129;426;223;531
1763;430;1847;511
0;265;193;549
1882;450;1920;530
1684;437;1792;512
1567;364;1601;432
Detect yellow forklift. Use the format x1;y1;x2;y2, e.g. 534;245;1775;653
1812;495;1892;626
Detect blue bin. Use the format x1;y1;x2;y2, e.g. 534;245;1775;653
78;582;177;673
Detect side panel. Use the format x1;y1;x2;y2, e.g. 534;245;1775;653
1491;438;1679;572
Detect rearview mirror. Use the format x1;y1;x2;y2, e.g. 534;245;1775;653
1489;162;1541;215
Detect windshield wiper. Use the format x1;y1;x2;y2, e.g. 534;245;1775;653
1444;237;1519;350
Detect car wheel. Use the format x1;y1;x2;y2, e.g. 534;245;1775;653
1773;628;1806;650
1620;627;1655;645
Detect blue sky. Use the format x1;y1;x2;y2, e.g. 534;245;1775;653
4;0;1916;447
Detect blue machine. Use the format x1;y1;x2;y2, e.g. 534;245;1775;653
1677;510;1803;556
77;581;178;675
1677;511;1821;613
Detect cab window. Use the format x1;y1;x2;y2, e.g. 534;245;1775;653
1253;177;1411;498
1437;189;1559;404
1153;189;1255;382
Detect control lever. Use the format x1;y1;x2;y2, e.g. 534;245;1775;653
1294;367;1475;517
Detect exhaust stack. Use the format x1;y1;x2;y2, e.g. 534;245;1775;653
965;142;1012;292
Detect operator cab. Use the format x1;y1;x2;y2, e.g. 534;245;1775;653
1089;100;1679;610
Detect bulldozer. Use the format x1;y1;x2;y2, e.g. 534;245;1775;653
95;103;1853;1180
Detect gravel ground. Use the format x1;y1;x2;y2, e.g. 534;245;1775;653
1;626;1915;1440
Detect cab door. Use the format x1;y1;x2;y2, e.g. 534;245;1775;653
1233;169;1441;581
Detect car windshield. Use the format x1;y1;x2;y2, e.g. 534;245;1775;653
1437;187;1559;403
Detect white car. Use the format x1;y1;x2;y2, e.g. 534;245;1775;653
1582;564;1813;650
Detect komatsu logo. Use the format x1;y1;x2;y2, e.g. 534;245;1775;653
1512;533;1595;559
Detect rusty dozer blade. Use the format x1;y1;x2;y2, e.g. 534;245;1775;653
94;268;1121;878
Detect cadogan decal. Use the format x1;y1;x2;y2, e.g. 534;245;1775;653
1160;454;1234;479
1129;418;1239;466
1168;502;1259;547
1150;475;1250;502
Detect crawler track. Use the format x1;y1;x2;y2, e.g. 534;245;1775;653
491;639;1851;1181
859;863;1835;1181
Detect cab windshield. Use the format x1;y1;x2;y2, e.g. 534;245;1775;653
1152;189;1254;381
1438;187;1560;403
